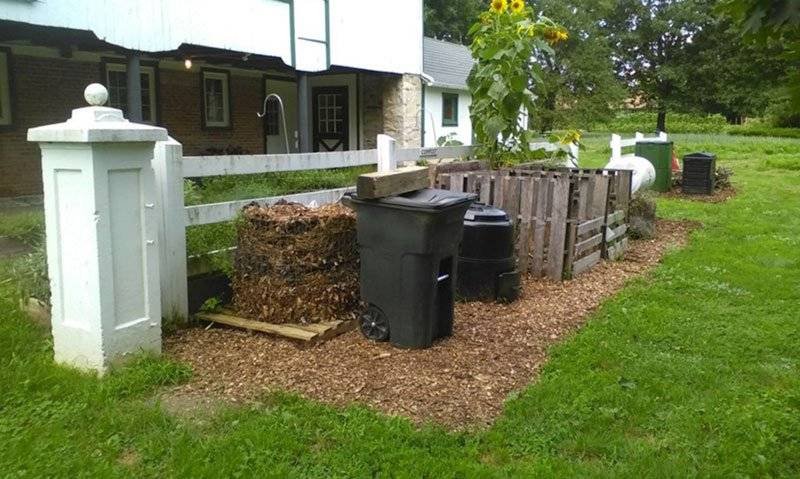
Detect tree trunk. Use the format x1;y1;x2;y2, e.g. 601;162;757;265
656;109;666;133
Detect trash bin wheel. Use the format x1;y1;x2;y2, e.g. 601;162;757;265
360;305;389;341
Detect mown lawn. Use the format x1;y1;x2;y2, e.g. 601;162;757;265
1;134;799;477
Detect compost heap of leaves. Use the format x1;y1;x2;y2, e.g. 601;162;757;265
232;201;360;324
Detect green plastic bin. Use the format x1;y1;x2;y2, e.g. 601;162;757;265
635;140;673;192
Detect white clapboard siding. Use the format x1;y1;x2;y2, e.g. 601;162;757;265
182;149;379;178
185;186;355;226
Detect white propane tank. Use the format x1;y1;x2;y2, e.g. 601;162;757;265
605;155;656;194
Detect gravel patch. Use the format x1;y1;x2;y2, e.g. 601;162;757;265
165;219;697;428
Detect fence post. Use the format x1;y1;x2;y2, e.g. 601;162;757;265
377;134;397;172
153;137;188;322
610;134;622;161
27;83;167;373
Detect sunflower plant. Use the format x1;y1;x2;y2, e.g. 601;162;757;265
468;0;572;167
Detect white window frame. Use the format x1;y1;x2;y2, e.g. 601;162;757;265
104;63;158;124
0;51;12;126
202;70;231;128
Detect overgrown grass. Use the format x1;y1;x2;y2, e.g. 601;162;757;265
1;134;799;477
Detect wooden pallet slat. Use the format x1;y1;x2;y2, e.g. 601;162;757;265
530;177;548;276
198;311;356;342
572;250;602;276
574;233;603;256
546;176;570;280
517;177;535;272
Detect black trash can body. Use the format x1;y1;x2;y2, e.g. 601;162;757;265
682;152;716;194
344;189;476;349
458;204;520;302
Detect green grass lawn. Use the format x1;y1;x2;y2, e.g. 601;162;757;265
1;134;799;477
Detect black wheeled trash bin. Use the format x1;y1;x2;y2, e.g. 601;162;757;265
343;188;476;349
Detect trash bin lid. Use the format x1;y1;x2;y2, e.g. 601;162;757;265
367;188;477;209
683;152;716;159
464;203;509;222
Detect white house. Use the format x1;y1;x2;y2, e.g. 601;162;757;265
0;0;424;197
422;37;475;147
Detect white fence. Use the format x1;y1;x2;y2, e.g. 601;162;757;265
610;131;668;161
154;134;579;318
153;135;478;319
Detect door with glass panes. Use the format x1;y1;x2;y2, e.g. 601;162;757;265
312;87;348;152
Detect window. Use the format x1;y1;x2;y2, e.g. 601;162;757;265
0;50;12;126
264;97;280;135
202;70;231;128
316;92;344;134
442;92;459;127
104;63;157;124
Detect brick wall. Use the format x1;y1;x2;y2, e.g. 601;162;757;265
0;55;267;197
0;55;100;197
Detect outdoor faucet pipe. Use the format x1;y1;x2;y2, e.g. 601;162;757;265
257;93;290;154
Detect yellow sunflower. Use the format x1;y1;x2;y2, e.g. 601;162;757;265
544;26;569;44
489;0;507;14
510;0;525;14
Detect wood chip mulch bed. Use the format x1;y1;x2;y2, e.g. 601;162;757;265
165;219;698;428
661;186;737;203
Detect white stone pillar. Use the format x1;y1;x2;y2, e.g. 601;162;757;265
27;83;168;374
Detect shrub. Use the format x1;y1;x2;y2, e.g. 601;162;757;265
727;126;800;139
599;111;730;134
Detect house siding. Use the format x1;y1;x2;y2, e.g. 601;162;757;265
422;86;472;147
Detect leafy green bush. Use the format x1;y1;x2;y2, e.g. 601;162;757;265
599;111;730;134
727;126;800;139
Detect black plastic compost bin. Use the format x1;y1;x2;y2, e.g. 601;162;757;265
458;203;520;302
343;188;476;349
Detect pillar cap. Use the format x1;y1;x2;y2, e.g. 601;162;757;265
27;83;168;143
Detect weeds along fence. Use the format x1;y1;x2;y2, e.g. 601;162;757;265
436;165;632;280
152;135;477;318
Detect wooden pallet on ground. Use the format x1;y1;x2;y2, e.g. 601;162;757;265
196;309;357;343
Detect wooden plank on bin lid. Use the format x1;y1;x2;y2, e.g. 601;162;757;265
356;166;430;199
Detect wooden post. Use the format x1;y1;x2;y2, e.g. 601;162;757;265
126;53;143;122
153;137;188;321
377;134;397;172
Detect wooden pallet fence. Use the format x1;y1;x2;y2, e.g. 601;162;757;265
439;167;634;280
603;169;633;260
441;170;571;280
563;173;611;278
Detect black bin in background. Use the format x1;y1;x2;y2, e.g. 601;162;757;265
343;189;476;349
682;152;716;194
458;204;520;302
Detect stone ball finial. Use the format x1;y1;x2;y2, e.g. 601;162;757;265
84;83;108;106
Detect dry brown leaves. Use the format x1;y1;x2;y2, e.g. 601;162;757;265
662;186;737;203
166;219;698;428
232;202;359;324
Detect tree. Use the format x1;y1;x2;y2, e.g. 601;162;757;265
719;0;800;123
604;0;713;132
424;0;483;43
679;16;788;123
528;0;626;132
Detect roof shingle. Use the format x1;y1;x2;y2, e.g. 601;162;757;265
423;37;474;91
